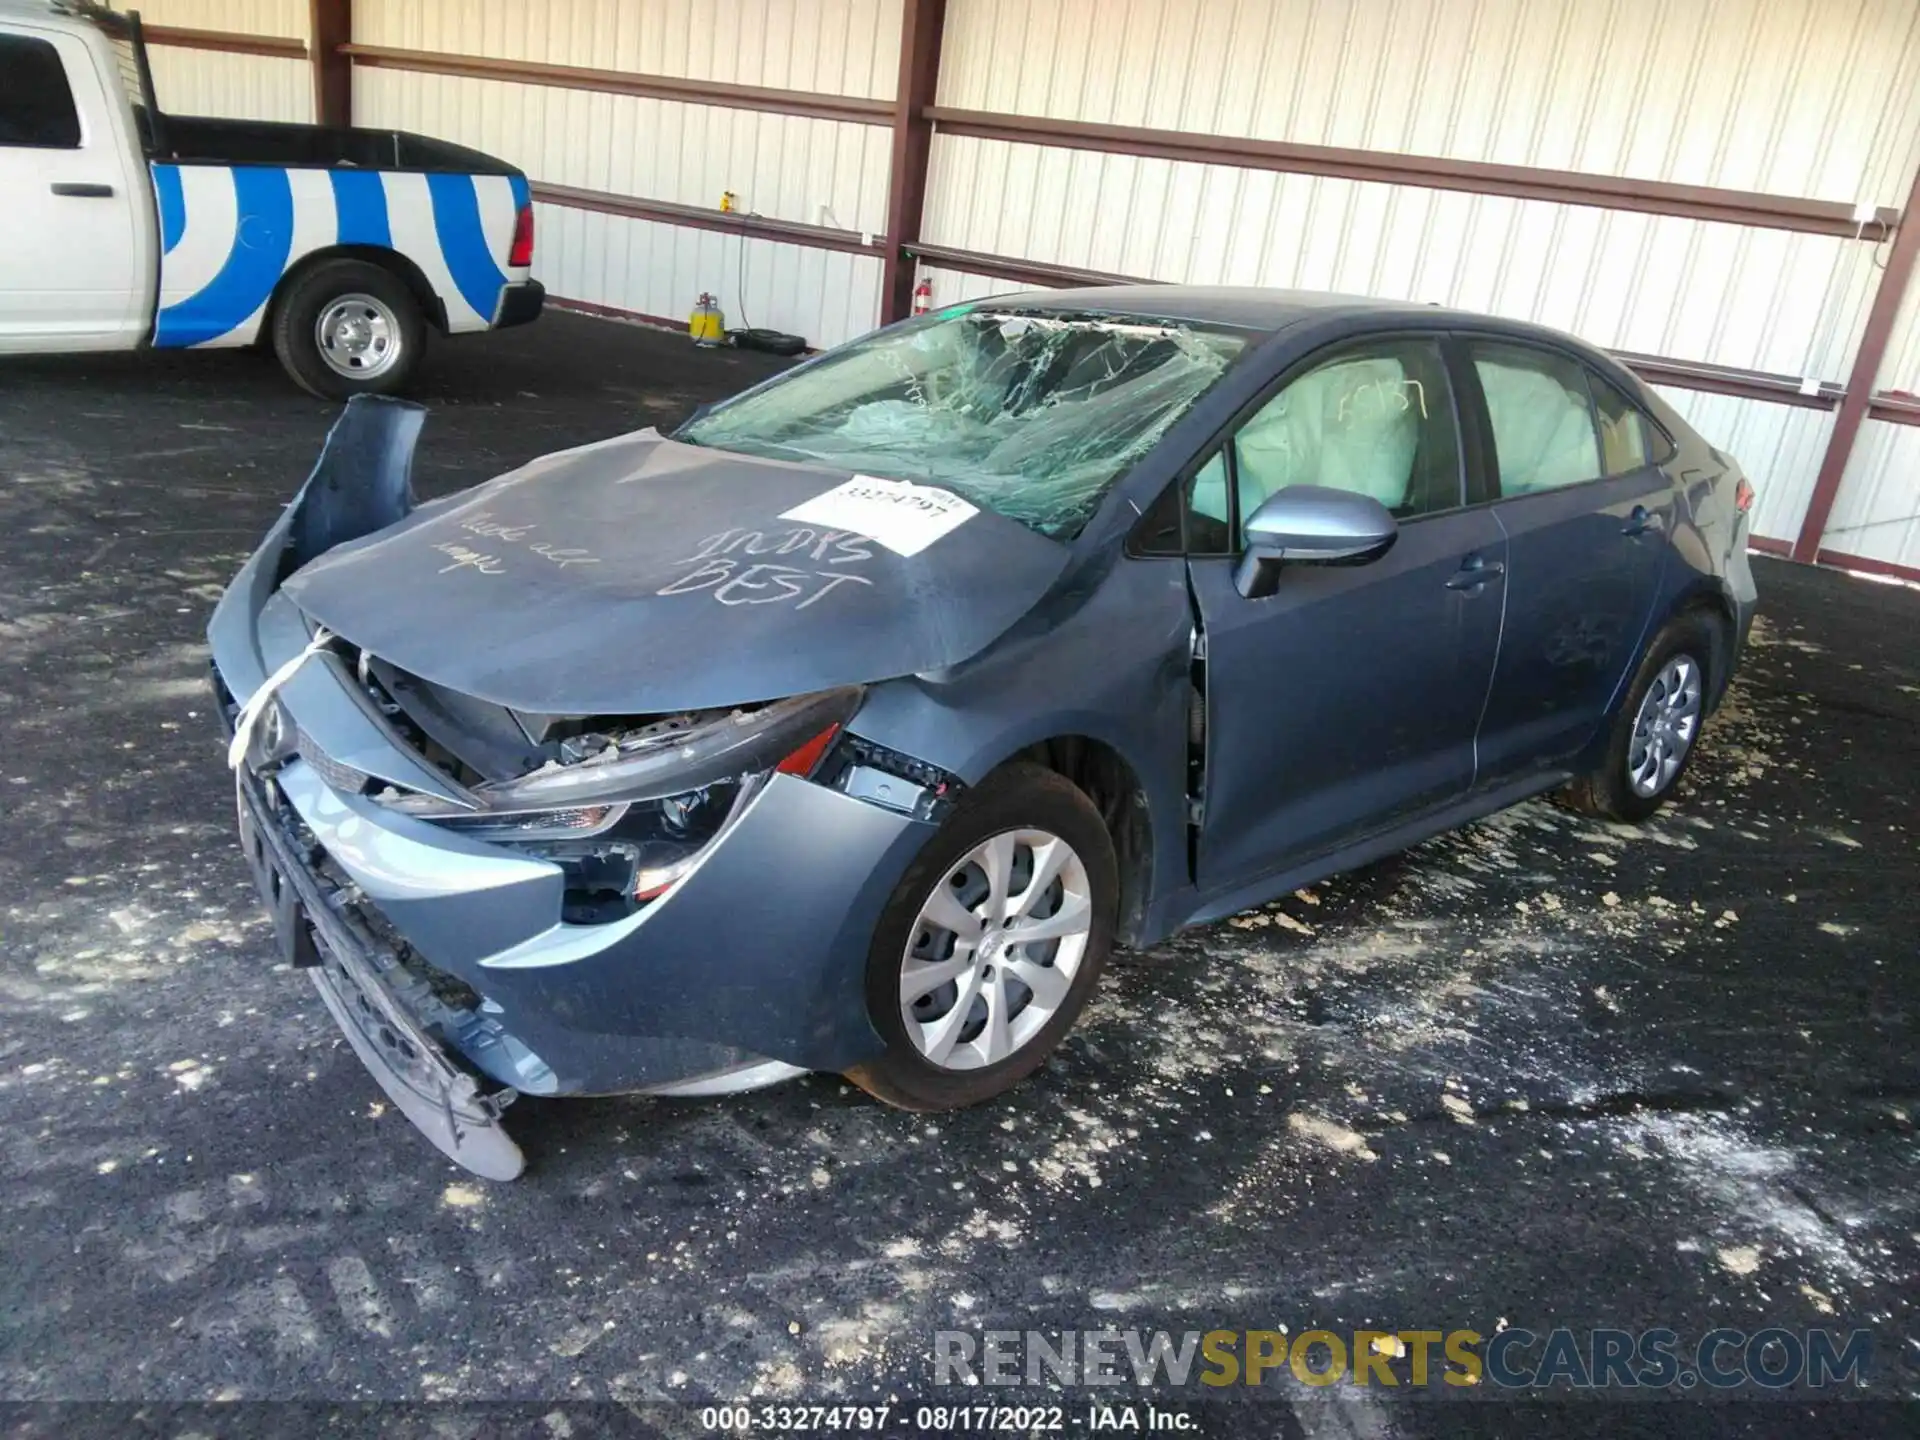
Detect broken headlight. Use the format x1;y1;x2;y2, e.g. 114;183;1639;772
528;779;762;922
381;686;862;821
378;687;862;921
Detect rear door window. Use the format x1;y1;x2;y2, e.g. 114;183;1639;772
0;34;82;148
1589;374;1655;475
1470;342;1603;497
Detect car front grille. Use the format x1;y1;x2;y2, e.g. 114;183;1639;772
294;726;372;796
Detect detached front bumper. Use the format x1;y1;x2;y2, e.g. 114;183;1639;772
235;767;526;1179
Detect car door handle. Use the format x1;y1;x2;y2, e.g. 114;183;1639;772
50;182;115;198
1622;505;1662;537
1445;557;1505;591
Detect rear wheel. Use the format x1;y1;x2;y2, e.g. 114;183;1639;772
271;259;424;400
846;762;1116;1111
1561;611;1714;822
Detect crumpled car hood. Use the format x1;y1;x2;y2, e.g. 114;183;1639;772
281;427;1070;714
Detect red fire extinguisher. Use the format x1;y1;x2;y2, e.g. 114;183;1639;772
912;276;933;316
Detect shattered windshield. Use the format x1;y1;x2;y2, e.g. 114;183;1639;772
677;308;1249;539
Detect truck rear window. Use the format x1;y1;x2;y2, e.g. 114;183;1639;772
0;34;81;149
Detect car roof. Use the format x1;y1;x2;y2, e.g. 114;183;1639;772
980;283;1598;351
3;0;101;28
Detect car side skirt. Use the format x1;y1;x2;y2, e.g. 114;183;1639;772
1148;768;1572;940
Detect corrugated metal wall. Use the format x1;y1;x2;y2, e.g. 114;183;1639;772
921;0;1920;546
354;0;899;95
133;0;312;123
350;0;900;349
1825;422;1920;572
1881;246;1920;395
937;0;1920;202
533;206;885;351
923;142;1884;379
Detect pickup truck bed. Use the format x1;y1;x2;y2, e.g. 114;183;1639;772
157;113;521;174
150;145;533;348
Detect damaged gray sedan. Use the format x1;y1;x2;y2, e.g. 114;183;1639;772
211;287;1757;1178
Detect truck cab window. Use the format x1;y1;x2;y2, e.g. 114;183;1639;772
0;34;81;148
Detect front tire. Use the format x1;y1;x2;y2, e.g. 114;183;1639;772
846;762;1117;1111
271;259;425;400
1561;611;1715;822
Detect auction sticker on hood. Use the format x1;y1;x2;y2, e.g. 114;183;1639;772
779;475;978;557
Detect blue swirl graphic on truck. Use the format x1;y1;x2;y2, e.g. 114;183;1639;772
152;165;532;349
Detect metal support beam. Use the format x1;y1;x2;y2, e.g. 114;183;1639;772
879;0;946;325
927;108;1901;241
532;182;882;255
341;45;888;126
140;24;305;59
310;0;352;128
1793;163;1920;563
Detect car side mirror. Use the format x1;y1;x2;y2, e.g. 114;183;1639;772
1234;485;1398;599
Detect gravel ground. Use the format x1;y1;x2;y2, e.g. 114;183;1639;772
1;312;1914;1437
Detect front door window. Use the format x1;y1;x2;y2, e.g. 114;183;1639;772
1170;339;1464;557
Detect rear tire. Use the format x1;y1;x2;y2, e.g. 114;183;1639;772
1560;611;1716;822
846;762;1116;1111
271;259;424;400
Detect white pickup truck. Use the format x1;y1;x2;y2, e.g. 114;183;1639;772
0;0;543;397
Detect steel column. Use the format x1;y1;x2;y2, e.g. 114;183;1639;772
310;0;352;128
880;0;947;325
1794;162;1920;563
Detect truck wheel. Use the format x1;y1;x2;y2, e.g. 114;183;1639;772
845;762;1117;1112
271;260;424;400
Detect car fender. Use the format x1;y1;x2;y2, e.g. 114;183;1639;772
845;552;1196;937
207;395;424;704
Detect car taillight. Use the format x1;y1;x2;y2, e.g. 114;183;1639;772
508;203;534;268
1734;477;1755;513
